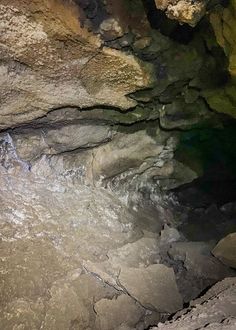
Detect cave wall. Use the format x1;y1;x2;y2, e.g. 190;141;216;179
0;1;236;329
0;0;235;194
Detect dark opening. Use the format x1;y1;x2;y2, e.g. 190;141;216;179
142;0;196;44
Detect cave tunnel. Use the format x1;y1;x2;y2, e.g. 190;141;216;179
0;0;236;329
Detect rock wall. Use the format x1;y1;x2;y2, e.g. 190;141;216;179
204;0;236;118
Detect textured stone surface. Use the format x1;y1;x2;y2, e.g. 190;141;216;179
94;295;144;330
168;241;235;302
0;1;153;130
0;153;183;329
152;277;236;329
205;0;236;118
119;264;183;313
212;233;236;269
10;123;112;161
107;237;161;268
0;1;235;329
154;0;207;26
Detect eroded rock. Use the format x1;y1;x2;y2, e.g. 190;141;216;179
212;233;236;269
0;1;154;130
154;0;207;26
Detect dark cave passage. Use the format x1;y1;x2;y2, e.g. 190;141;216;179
171;119;236;242
142;0;197;44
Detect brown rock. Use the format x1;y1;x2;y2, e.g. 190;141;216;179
119;264;183;313
94;295;144;330
212;233;236;269
0;1;154;130
154;0;207;27
151;277;236;329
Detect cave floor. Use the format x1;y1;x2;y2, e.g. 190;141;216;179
0;162;235;330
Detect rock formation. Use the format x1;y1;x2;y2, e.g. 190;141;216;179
0;0;236;329
154;0;207;26
151;277;236;330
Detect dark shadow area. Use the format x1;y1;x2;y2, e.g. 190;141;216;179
172;119;236;241
142;0;196;44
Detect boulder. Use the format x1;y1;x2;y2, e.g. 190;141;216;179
212;233;236;269
154;0;207;27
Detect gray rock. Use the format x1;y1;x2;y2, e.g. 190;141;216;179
160;225;181;245
11;124;112;161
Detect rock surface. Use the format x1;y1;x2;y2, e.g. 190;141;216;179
151;277;236;329
212;233;236;269
0;1;235;329
154;0;207;26
119;264;183;313
205;0;236;118
0;0;153;129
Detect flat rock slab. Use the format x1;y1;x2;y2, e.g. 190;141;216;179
119;264;183;313
212;233;236;269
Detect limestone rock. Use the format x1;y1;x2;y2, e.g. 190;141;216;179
154;0;207;27
99;18;125;39
94;295;144;330
212;233;236;269
43;282;90;330
0;163;148;328
119;264;183;313
205;1;236;118
168;241;235;302
10;124;112;161
92;130;165;180
0;1;154;130
155;160;198;190
107;237;161;268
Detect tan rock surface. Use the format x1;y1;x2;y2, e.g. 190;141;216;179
94;295;144;330
152;277;236;329
154;0;207;26
0;0;153;130
119;264;183;313
212;233;236;269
